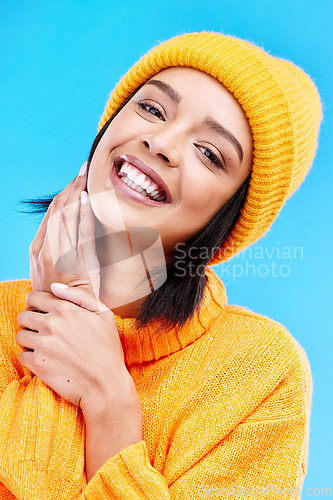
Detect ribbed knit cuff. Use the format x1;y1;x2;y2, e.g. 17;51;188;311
80;440;170;499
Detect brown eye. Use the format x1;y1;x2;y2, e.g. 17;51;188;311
196;145;226;171
137;101;165;121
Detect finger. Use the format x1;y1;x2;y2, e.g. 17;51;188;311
44;176;81;267
29;198;53;256
34;175;79;254
57;199;80;256
51;283;109;314
78;191;101;299
18;350;36;372
16;329;38;350
58;162;88;255
78;191;97;271
17;308;44;331
25;290;71;314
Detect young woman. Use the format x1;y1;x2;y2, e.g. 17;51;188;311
0;32;322;499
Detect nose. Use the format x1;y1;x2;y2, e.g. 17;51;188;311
142;129;181;167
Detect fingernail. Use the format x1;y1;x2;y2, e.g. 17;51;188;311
81;191;88;204
79;161;87;176
51;283;69;289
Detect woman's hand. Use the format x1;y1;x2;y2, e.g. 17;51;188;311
17;285;143;481
16;284;136;414
29;162;100;305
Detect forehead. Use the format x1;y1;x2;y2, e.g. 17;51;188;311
145;67;252;150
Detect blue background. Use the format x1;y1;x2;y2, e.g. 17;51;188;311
1;0;332;493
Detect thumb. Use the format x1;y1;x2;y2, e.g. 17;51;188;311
50;283;109;314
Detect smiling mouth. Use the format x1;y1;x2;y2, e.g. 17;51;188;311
114;159;168;202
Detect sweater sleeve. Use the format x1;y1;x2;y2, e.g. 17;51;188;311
78;440;171;499
0;281;86;499
79;412;309;499
79;347;311;500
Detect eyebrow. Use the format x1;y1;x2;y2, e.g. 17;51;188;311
144;79;182;104
203;118;244;163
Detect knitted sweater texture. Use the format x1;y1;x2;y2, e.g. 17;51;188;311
0;268;311;499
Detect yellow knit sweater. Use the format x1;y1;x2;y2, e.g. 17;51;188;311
0;268;311;499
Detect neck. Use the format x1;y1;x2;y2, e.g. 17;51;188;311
99;266;148;319
95;219;163;319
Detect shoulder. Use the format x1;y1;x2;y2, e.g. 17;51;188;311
203;271;311;414
206;268;307;360
224;302;310;375
0;279;32;346
206;268;310;377
0;278;32;296
225;305;311;413
0;279;32;322
0;279;32;386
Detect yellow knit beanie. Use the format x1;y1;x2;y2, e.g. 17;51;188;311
99;32;322;265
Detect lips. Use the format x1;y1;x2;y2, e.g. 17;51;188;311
114;154;172;203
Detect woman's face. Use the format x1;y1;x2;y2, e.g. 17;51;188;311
88;67;253;260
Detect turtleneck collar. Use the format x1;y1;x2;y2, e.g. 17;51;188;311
114;268;227;365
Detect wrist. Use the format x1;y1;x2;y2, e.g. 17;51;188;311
83;377;143;483
81;374;142;423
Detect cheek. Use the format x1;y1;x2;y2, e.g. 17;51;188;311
105;109;142;145
180;172;228;215
91;112;137;164
87;127;128;191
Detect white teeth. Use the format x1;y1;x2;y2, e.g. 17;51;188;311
127;169;138;181
135;173;146;186
120;176;165;201
118;160;167;201
120;162;160;191
120;162;131;174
